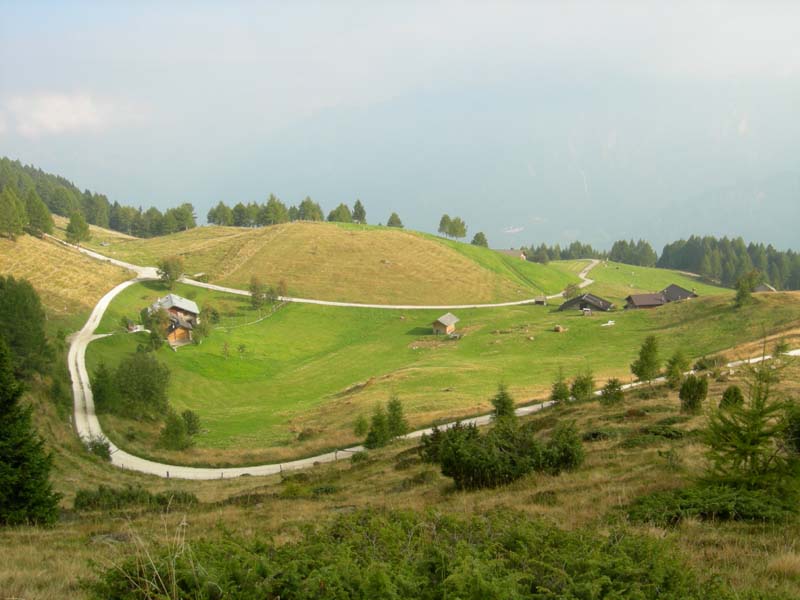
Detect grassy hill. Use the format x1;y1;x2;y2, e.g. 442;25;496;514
65;221;580;304
88;279;800;466
0;234;131;331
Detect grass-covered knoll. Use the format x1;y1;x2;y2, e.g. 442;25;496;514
72;220;580;303
0;234;131;332
87;280;800;466
6;360;800;598
552;259;730;304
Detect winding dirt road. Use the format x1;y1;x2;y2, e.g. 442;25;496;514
65;246;599;479
64;247;795;481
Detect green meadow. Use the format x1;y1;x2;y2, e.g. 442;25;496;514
87;278;799;466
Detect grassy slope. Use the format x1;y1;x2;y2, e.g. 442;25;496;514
52;214;137;246
87;278;800;466
552;259;731;304
71;221;581;304
0;234;131;332
4;362;800;599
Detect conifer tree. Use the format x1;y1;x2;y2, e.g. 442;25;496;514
491;384;516;420
352;199;366;224
386;395;409;438
65;211;90;244
631;335;660;384
24;188;53;236
0;340;60;526
0;187;23;239
386;212;403;228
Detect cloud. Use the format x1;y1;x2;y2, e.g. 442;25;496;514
738;116;749;137
503;226;524;235
529;216;546;225
3;93;137;137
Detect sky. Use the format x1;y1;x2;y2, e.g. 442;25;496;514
1;1;799;250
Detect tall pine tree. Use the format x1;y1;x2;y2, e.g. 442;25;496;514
0;339;60;526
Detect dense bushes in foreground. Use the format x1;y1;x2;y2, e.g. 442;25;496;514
91;508;734;600
74;485;198;512
627;485;796;526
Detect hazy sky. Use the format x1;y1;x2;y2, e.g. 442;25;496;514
1;1;799;249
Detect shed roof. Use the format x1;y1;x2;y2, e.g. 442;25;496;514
434;313;460;327
626;293;667;308
153;294;200;315
660;284;697;302
559;293;614;312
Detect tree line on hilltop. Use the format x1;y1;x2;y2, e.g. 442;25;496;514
524;235;800;291
207;196;405;229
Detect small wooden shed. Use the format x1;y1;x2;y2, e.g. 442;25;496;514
432;313;459;335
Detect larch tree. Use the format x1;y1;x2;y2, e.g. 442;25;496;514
0;187;23;239
631;335;661;385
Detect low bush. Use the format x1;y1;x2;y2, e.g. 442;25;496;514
627;485;796;526
85;437;111;461
91;508;735;599
694;354;727;372
641;424;685;440
599;378;624;405
680;375;708;414
719;385;744;409
74;485;198;512
569;370;595;402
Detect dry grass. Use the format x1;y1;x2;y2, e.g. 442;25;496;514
77;221;563;304
52;214;137;245
0;234;131;329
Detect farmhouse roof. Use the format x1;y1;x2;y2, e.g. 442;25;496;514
660;284;697;302
626;293;667;308
434;313;460;327
153;294;200;316
559;293;614;312
754;283;777;293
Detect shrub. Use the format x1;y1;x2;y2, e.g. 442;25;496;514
350;450;369;465
91;508;735;599
86;437;111;461
569;370;595;402
541;422;585;475
420;422;479;464
627;485;796;526
353;414;368;437
386;395;409;437
679;374;708;414
159;410;193;450
704;365;798;491
694;354;727;372
364;404;391;449
599;378;624;405
550;368;570;402
641;424;685;440
665;349;689;389
181;410;200;435
785;402;800;455
719;385;744;409
74;485;198;511
490;383;516;420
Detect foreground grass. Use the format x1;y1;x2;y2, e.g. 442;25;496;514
66;220;582;304
87;279;800;465
3;361;799;598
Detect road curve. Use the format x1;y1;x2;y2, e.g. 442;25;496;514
67;274;556;479
61;243;793;481
47;234;600;309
